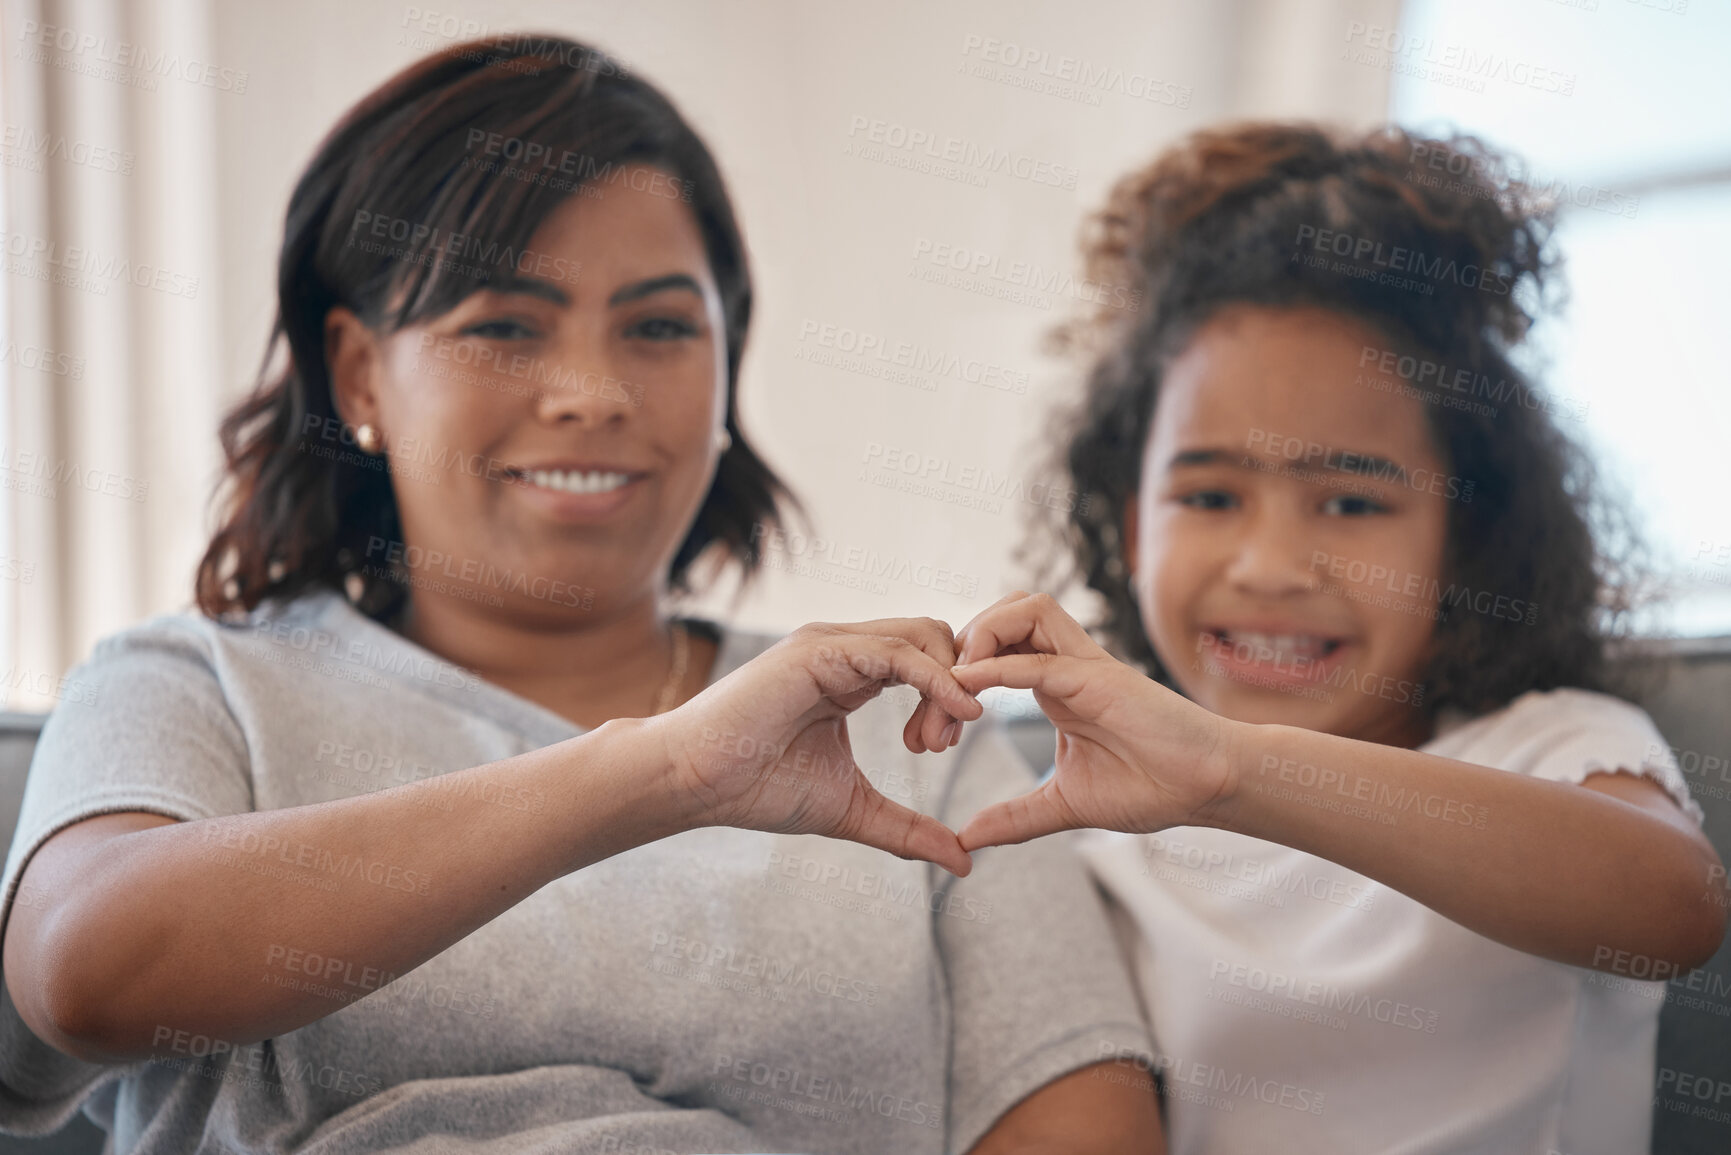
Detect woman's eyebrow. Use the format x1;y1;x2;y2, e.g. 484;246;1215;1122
484;275;570;306
608;273;703;306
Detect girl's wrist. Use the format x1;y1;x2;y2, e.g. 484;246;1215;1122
1189;715;1254;831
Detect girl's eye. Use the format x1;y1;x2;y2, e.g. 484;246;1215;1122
1321;493;1390;516
461;317;537;340
627;316;700;342
1176;490;1238;511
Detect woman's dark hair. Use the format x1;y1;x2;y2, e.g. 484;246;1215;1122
1041;121;1649;716
197;34;797;621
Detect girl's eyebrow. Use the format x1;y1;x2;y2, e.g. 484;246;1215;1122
608;273;703;306
1167;446;1410;483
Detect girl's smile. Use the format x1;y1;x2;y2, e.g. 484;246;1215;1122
1126;304;1453;748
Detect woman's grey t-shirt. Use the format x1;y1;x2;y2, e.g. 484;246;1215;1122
0;589;1154;1155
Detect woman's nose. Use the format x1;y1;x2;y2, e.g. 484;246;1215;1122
530;350;634;428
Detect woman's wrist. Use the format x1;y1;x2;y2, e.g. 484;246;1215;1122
532;716;711;876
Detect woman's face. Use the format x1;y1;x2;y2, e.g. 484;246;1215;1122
1127;305;1452;746
333;165;728;622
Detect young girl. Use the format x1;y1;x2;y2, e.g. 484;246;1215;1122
922;124;1726;1153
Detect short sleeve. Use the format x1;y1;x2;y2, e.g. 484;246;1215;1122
931;721;1156;1154
1515;689;1704;826
0;620;252;1135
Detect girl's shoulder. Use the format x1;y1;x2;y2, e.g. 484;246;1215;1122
1426;687;1701;822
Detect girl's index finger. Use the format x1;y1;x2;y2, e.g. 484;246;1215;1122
956;593;1099;665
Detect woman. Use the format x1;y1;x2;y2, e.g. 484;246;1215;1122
0;35;1160;1155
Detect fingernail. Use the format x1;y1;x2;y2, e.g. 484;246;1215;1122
941;721;960;747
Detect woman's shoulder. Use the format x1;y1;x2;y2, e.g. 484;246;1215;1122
83;589;340;663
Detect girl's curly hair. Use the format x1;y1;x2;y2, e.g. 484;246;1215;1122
1036;121;1650;716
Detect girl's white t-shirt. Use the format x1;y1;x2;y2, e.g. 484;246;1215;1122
1079;687;1705;1155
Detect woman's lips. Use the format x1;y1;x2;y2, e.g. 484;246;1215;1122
1195;627;1350;687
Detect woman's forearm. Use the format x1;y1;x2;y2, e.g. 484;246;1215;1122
1207;722;1725;971
31;717;689;1061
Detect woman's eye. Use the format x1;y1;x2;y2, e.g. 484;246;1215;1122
461;318;537;340
1176;490;1237;511
1321;493;1389;516
627;316;700;342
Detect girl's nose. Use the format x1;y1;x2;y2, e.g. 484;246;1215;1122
1222;510;1322;597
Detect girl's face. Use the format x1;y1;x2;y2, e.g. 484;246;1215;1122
1126;305;1451;747
332;166;729;622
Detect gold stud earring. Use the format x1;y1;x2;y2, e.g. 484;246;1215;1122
355;423;382;454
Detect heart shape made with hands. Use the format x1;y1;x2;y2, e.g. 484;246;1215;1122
898;591;1231;856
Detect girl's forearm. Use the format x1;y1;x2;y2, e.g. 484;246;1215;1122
1203;722;1724;972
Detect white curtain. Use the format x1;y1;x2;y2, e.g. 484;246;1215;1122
1;0;224;710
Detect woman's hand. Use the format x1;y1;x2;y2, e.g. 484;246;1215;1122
945;592;1236;850
648;618;983;875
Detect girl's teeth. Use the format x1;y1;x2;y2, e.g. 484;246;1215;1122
525;470;629;494
1218;630;1330;658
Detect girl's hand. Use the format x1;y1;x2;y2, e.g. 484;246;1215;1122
648;619;983;875
946;592;1237;850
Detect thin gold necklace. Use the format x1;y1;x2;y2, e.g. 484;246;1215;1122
650;621;690;716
